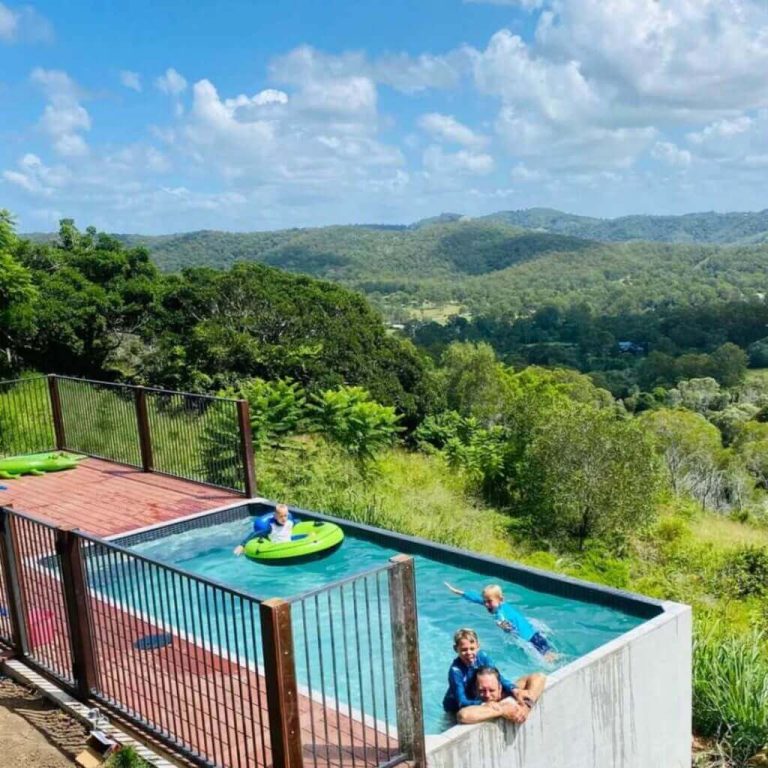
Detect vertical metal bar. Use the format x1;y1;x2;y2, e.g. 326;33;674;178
47;375;66;450
387;555;426;768
351;581;370;762
299;600;319;768
376;571;394;759
56;528;97;699
338;583;357;768
0;508;28;655
237;399;256;497
363;577;382;761
248;599;270;768
326;589;344;766
260;597;303;768
313;593;332;758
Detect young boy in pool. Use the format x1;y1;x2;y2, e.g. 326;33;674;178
445;582;555;661
233;503;295;556
443;628;517;713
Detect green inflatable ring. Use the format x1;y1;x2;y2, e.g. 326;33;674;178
0;452;83;479
244;520;344;564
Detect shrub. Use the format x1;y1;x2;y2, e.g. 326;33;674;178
716;546;768;599
105;746;151;768
693;622;768;766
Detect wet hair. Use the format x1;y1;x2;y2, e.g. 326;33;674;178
275;503;289;516
482;584;504;601
453;628;479;649
475;665;501;682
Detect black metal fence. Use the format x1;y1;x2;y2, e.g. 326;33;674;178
0;374;255;496
0;505;425;768
0;376;54;458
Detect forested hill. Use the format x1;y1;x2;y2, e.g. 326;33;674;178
479;207;768;244
22;217;768;318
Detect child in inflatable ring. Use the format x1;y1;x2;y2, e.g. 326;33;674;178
233;503;295;556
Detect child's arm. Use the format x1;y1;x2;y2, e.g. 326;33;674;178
444;583;486;606
447;664;482;709
233;517;271;555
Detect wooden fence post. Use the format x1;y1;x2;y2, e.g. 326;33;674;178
47;375;66;450
56;527;97;699
133;386;153;472
388;554;426;768
0;507;29;656
260;598;303;768
237;399;256;497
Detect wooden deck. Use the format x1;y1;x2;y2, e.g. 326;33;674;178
0;458;399;767
0;457;239;536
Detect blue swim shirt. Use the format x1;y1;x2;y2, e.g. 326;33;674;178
463;590;537;641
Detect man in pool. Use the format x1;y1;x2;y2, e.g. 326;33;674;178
457;666;546;725
233;503;295;556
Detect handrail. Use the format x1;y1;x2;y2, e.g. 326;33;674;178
53;374;242;404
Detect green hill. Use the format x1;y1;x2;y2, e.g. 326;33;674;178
480;207;768;244
23;212;768;321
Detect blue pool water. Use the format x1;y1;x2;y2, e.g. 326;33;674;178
112;516;646;734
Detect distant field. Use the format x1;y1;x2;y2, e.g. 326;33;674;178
692;512;768;550
406;302;467;323
745;368;768;384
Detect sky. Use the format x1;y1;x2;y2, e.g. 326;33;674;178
2;0;768;234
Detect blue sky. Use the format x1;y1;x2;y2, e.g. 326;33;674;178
3;0;768;233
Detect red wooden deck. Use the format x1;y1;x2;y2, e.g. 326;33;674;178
0;457;239;536
0;458;398;767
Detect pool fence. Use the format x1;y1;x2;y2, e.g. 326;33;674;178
0;505;424;768
0;374;256;496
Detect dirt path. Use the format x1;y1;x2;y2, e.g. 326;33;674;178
0;675;88;767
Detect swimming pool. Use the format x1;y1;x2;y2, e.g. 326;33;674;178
102;503;654;735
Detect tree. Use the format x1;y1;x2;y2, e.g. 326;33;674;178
310;386;400;475
0;211;38;373
519;403;659;550
639;408;724;506
709;342;748;387
438;342;511;424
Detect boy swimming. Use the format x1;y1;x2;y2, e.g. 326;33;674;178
445;582;555;660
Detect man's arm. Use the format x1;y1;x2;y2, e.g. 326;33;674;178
457;698;527;725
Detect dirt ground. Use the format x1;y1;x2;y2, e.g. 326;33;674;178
0;675;88;767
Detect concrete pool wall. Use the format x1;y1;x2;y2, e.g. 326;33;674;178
425;601;691;768
115;497;693;768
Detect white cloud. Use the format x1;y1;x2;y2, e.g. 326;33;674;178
269;43;473;95
465;0;544;7
685;111;768;169
155;67;187;96
31;68;90;157
652;141;692;168
120;70;142;92
0;2;52;43
534;0;768;113
0;2;17;40
418;113;487;148
423;145;494;175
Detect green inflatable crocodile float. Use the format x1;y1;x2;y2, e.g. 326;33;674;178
0;452;84;479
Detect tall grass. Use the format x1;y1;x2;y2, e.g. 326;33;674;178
693;621;768;766
0;376;54;457
257;439;520;557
